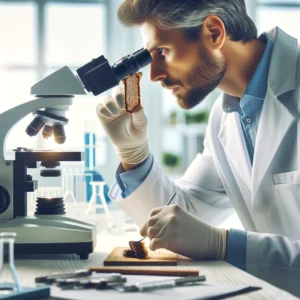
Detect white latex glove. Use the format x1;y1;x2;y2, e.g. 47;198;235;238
96;85;149;164
140;204;228;260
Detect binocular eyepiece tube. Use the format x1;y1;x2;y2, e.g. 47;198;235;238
76;48;152;96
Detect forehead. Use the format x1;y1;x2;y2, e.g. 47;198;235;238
140;22;189;52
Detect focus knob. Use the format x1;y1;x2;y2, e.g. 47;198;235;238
0;186;10;214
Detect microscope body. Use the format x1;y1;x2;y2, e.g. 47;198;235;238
0;67;96;259
0;48;152;259
0;66;82;220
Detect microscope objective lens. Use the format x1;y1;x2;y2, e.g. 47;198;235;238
53;124;66;144
42;125;53;139
25;116;45;137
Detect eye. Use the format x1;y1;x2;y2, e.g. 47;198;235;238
156;48;167;55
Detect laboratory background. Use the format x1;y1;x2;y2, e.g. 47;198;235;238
0;0;299;231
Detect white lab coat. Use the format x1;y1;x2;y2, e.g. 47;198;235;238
109;28;300;296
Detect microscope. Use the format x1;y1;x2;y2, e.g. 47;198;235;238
0;48;152;259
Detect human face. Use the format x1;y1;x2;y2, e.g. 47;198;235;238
141;22;226;109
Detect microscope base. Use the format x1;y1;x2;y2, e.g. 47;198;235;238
14;242;93;260
0;215;97;259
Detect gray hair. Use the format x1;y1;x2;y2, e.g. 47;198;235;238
118;0;257;43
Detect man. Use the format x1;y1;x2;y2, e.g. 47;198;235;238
96;0;300;295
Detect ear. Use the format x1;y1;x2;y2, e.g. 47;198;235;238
201;16;226;50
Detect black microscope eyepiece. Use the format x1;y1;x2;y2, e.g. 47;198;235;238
76;48;152;96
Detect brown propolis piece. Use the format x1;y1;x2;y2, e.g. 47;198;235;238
122;249;135;258
122;240;148;259
122;73;141;113
129;240;148;258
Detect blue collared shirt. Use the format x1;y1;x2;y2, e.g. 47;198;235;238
223;33;274;164
115;155;154;198
225;33;274;270
115;33;274;271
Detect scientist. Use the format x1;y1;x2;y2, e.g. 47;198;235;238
96;0;300;295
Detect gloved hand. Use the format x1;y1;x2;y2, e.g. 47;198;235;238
96;84;149;165
140;204;228;260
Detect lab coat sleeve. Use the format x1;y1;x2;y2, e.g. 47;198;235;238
246;232;300;295
116;155;154;198
109;141;234;228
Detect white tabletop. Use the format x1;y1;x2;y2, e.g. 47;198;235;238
0;229;298;300
0;202;298;300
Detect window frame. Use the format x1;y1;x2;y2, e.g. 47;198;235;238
258;1;300;8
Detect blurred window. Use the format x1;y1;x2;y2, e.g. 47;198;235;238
257;0;300;39
0;0;106;153
45;3;105;66
0;3;36;111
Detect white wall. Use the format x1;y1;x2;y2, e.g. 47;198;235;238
245;0;257;23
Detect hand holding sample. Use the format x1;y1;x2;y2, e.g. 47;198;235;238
96;78;149;165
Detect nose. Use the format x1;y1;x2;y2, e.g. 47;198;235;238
149;57;167;82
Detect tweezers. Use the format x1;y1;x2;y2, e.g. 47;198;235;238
35;269;92;284
115;275;206;292
57;275;126;290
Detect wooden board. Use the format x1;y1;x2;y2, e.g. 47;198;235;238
104;247;178;266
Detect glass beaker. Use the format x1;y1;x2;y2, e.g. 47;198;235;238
62;168;76;204
0;232;22;293
84;181;113;232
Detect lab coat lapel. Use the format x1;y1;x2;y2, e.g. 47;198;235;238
252;90;294;201
251;27;298;201
218;110;252;189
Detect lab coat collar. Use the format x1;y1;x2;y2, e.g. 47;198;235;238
267;27;298;97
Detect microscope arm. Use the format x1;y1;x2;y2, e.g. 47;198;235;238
0;46;153;167
0;97;73;167
0;65;88;166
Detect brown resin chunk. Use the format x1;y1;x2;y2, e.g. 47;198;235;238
122;73;141;113
122;240;148;259
122;249;136;258
129;240;148;258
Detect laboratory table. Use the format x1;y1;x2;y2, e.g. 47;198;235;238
0;231;298;300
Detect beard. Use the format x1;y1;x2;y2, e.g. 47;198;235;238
164;46;226;109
